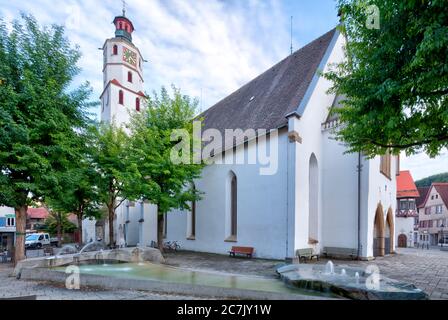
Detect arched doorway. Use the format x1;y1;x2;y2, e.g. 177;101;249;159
385;208;394;254
373;204;385;257
398;234;407;248
308;154;319;245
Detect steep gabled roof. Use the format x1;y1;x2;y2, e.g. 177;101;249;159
434;183;448;208
418;183;448;209
200;28;338;136
397;171;420;198
416;187;430;208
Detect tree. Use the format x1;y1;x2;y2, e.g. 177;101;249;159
0;15;94;263
129;86;204;251
416;172;448;187
325;0;448;158
91;122;140;248
45;129;102;246
44;211;77;242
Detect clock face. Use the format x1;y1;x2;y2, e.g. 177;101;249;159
123;47;137;67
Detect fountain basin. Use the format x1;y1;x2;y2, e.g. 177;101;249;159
276;264;429;300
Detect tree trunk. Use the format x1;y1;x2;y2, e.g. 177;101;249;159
108;205;115;248
56;213;62;247
77;213;83;246
14;205;27;265
157;212;164;253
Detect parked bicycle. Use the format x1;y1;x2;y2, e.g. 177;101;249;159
163;240;181;252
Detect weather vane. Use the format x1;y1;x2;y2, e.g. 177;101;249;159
122;0;127;16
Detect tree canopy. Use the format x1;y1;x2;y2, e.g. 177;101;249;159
415;172;448;187
0;15;94;262
325;0;448;158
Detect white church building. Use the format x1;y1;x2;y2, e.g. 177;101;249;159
84;12;398;261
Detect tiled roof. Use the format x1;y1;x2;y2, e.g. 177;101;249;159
434;183;448;208
27;207;49;220
416;187;430;208
200;28;337;139
396;171;420;198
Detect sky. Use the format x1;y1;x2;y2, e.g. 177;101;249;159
0;0;446;180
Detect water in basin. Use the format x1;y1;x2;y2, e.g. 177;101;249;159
59;262;333;297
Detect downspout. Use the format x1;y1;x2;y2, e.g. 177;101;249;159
357;152;363;260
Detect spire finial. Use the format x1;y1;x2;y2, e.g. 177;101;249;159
122;0;127;16
290;16;293;55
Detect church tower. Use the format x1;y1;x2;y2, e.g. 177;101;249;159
100;8;146;125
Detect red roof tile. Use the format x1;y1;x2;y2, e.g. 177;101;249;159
396;171;420;198
416;187;430;208
434;183;448;209
27;207;49;220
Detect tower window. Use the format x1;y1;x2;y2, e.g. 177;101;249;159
136;98;140;112
128;71;133;83
119;90;124;105
113;45;118;55
119;22;123;30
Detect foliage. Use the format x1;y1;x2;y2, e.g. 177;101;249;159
44;212;77;235
325;0;448;158
415;172;448;187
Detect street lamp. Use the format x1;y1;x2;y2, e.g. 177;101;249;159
440;224;445;248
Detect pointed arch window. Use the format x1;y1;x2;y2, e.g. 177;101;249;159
136;98;140;112
119;90;124;105
113;45;118;55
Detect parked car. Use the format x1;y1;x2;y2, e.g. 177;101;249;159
25;233;51;249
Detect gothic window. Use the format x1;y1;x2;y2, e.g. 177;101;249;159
230;172;237;238
113;45;118;55
119;90;124;105
128;71;133;83
136;98;140;112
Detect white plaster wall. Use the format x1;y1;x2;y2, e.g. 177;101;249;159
364;156;397;258
291;31;346;254
82;219;96;243
165;130;289;260
321;131;360;250
395;217;415;247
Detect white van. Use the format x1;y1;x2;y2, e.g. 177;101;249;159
25;233;51;249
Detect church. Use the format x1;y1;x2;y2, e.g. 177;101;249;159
84;11;398;261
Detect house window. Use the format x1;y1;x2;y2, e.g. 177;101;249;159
409;201;416;210
425;207;431;215
400;200;409;210
136;98;140;112
113;45;118;55
436;205;443;214
128;71;133;83
119;90;124;105
380;151;391;178
6;218;15;227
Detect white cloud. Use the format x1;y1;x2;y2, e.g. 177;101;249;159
401;150;448;181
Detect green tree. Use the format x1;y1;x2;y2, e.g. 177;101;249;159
91;122;140;247
0;15;94;263
44;211;77;241
416;172;448;187
45;129;102;246
129;87;204;251
325;0;448;158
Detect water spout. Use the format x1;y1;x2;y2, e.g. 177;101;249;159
324;261;334;275
341;269;347;276
355;272;360;285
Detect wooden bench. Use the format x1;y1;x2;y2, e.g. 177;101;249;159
296;248;319;263
229;246;254;258
322;247;357;260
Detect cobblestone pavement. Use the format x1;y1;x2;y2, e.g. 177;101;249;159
0;264;204;300
338;247;448;300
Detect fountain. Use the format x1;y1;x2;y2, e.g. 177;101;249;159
324;261;334;275
276;262;428;300
79;240;106;254
57;244;78;256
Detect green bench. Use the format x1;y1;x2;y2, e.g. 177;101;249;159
296;248;319;263
322;247;358;260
